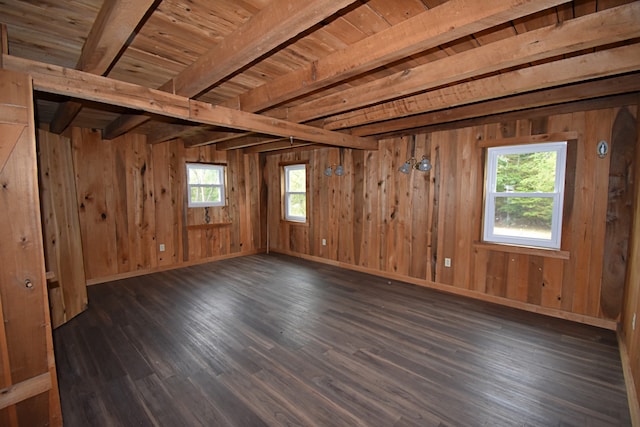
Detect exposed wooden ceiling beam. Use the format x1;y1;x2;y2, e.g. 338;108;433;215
351;74;640;137
78;0;157;74
376;93;640;140
243;140;313;154
170;0;358;97
146;123;204;144
151;126;255;146
2;55;377;150
189;101;375;149
104;114;150;140
181;130;257;148
102;0;359;139
49;101;83;134
286;2;640;124
320;43;640;130
221;0;569;114
211;0;569;147
49;0;157;134
214;136;284;151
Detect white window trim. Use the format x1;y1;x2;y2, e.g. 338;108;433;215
284;164;307;222
186;163;226;208
483;141;567;250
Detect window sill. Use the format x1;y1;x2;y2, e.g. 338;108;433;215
473;241;570;260
282;219;308;226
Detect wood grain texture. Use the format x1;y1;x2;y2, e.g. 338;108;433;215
322;43;640;130
54;254;631;426
601;107;636;318
224;0;568;114
37;130;88;328
62;129;263;282
289;2;640;123
0;69;61;426
265;104;638;325
620;95;640;425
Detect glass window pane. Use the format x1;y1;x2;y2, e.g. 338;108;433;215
495;151;557;193
190;187;200;202
287;169;306;192
202;186;221;202
493;196;553;240
188;165;222;185
203;169;220;185
190;186;220;203
187;164;226;207
287;194;306;217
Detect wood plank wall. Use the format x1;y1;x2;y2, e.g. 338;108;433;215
46;128;263;284
265;104;638;328
0;69;61;426
38;130;88;328
621;97;640;424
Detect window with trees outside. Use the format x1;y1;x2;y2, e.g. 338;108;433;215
483;141;567;249
283;164;307;222
186;163;226;208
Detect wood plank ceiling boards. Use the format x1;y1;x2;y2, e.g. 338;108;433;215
2;0;637;151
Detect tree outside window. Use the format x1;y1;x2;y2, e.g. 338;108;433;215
284;164;307;222
484;142;567;249
186;163;226;207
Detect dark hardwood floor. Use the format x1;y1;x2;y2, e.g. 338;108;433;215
54;253;631;426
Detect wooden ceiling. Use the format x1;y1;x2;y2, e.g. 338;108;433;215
1;0;639;152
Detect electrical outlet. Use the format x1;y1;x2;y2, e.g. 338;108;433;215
633;313;636;331
444;258;451;268
159;243;166;252
322;239;327;246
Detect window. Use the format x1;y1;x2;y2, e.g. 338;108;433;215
283;164;307;222
483;142;567;249
186;163;226;207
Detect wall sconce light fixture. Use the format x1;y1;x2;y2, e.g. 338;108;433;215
324;164;344;176
399;155;431;174
325;148;345;177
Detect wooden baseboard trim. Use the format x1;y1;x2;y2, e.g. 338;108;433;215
86;249;266;286
270;249;618;331
618;331;640;426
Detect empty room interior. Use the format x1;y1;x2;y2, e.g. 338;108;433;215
1;0;640;425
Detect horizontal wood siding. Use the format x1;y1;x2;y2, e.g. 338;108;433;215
266;104;637;325
67;129;262;282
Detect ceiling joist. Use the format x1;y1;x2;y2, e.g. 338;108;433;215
223;0;569;114
102;0;360;139
2;54;376;150
181;131;259;148
212;0;570;145
286;2;640;124
351;74;640;137
321;43;640;130
49;0;157;134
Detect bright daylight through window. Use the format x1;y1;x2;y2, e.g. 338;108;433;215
284;164;307;222
483;142;567;249
186;163;226;208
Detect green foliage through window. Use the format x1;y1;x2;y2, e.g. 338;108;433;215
284;164;306;222
494;151;558;229
186;163;226;207
484;142;567;249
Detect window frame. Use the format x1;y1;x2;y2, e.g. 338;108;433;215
186;163;227;208
483;141;567;250
283;163;307;223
